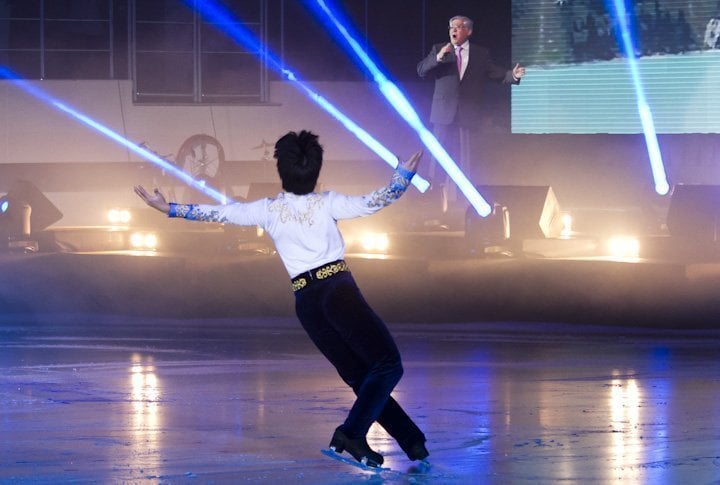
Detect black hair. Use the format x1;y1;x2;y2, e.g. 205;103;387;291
274;130;323;195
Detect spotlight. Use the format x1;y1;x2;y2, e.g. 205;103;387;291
107;208;132;226
608;0;669;195
560;212;573;238
0;195;10;241
359;232;389;253
107;208;132;225
130;231;158;251
607;236;640;259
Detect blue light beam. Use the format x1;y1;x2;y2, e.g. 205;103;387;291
303;0;492;216
608;0;670;195
0;66;230;204
182;0;429;193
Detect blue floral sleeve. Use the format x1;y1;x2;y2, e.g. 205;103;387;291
168;200;267;227
168;203;226;222
366;165;415;209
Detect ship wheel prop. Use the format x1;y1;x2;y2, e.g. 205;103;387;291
173;134;227;203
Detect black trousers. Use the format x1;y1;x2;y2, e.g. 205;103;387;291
294;271;425;450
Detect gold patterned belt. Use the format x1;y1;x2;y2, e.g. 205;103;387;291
291;260;349;292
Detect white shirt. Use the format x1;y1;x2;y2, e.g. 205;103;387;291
169;168;413;278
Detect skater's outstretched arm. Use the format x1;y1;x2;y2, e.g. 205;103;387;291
400;149;422;174
327;149;422;220
134;184;266;227
365;149;423;209
134;185;170;214
134;149;422;224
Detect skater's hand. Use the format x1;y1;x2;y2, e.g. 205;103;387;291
401;150;423;174
134;185;171;214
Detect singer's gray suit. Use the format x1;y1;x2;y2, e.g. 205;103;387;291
417;42;518;126
417;43;519;188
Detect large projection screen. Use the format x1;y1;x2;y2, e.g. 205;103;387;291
511;0;720;134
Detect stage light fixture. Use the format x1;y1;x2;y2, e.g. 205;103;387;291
130;231;158;251
304;0;491;216
606;235;640;260
0;196;9;242
107;208;132;225
359;232;390;253
608;0;669;195
0;181;62;250
560;212;573;238
181;0;429;193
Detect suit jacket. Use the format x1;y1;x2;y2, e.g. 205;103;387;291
417;42;518;127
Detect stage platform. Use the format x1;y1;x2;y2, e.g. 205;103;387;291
1;247;719;328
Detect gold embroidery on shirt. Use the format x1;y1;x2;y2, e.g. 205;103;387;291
268;193;324;226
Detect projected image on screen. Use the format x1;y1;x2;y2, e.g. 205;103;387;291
511;0;720;134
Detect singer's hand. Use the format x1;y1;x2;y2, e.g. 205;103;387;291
513;63;526;79
437;43;454;61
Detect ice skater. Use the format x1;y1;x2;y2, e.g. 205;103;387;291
134;130;428;469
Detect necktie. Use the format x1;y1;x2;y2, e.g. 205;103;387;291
456;46;463;77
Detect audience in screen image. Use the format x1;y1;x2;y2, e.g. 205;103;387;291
706;17;720;48
513;0;720;66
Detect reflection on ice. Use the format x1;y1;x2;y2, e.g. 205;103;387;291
2;317;720;483
609;374;641;481
129;353;161;470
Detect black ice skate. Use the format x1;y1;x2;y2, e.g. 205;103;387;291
322;427;386;470
403;441;430;461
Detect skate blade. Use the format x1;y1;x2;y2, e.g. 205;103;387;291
321;448;389;472
408;458;432;474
